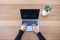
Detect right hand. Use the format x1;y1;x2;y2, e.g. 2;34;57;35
32;24;39;33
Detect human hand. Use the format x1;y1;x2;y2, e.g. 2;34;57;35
20;23;27;31
32;24;39;33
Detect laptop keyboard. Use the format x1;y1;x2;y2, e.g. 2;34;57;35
22;20;38;26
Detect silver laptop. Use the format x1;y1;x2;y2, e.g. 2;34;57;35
20;9;40;31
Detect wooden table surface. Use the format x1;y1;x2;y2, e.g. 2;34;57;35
0;0;60;40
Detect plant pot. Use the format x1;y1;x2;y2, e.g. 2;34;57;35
42;9;50;16
42;5;51;16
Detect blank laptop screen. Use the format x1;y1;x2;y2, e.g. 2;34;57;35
20;9;40;19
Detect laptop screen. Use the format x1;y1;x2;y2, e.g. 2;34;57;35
20;9;40;19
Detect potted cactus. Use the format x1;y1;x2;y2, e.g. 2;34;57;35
42;5;52;16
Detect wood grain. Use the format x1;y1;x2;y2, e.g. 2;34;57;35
0;2;60;40
0;0;60;4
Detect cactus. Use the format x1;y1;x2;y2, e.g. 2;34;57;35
44;5;51;12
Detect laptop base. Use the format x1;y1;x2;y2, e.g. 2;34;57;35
21;19;39;31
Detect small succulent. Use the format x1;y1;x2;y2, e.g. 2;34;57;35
44;5;51;12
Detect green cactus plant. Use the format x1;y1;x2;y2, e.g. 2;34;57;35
44;5;51;12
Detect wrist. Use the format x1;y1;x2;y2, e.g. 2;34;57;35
35;31;39;34
20;29;24;32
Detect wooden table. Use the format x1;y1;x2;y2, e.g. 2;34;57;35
0;0;60;40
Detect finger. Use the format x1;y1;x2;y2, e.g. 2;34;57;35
23;23;27;26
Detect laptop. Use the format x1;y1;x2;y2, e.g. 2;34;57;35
20;9;40;31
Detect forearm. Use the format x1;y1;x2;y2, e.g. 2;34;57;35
15;30;24;40
37;32;46;40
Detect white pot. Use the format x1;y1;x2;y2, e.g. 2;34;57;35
42;9;50;16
